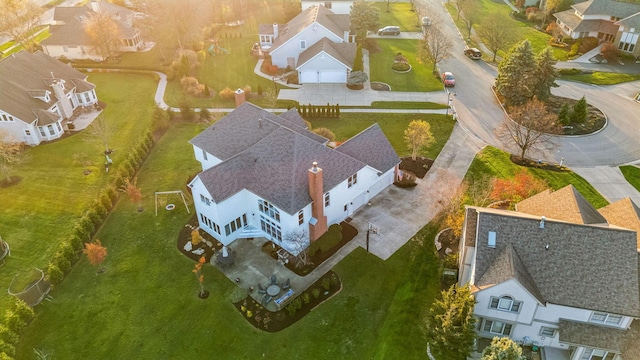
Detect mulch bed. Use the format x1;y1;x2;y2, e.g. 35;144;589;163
545;95;606;135
234;271;342;332
436;228;459;260
262;221;358;276
399;156;433;179
177;215;222;263
510;155;569;172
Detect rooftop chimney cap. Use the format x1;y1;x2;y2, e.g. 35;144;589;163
311;161;319;172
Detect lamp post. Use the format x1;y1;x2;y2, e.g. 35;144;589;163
366;223;371;252
447;90;456;118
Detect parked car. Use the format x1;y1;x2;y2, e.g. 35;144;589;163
377;26;401;36
421;17;432;26
442;72;455;87
464;48;482;60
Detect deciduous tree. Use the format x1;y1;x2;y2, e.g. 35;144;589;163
0;130;29;183
499;98;559;159
481;337;526;360
84;240;107;271
82;115;113;155
0;0;44;52
192;255;207;296
459;0;481;39
121;178;143;211
425;284;477;360
353;44;364;72
283;230;312;269
496;40;537;106
404;120;434;161
418;27;453;71
83;11;122;61
350;0;380;40
478;13;516;62
533;47;559;101
490;169;548;203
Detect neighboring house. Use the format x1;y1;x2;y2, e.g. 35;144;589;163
41;0;144;61
459;185;640;360
553;0;640;58
0;51;99;146
258;5;356;83
301;0;354;14
188;102;400;255
599;198;640;251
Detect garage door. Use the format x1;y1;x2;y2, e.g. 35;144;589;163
319;70;346;83
299;71;318;83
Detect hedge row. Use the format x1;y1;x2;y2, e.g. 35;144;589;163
0;299;35;359
307;224;342;257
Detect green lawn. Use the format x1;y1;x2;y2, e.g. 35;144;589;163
446;0;567;62
375;2;422;32
17;120;441;359
560;72;640;84
621;165;640;192
309;113;454;159
0;73;158;311
465;146;609;208
369;39;442;92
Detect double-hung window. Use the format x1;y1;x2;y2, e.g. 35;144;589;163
348;173;357;188
482;320;512;336
489;296;521;313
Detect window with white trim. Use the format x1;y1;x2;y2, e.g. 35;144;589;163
48;124;55;136
202;149;208;160
619;32;638;52
348;173;357;188
260;215;282;241
258;199;280;222
539;326;556;337
580;348;615;360
24;129;31;136
482;319;513;336
200;194;211;206
298;210;304;225
590;312;622;325
489;296;522;313
324;192;330;207
200;213;220;234
300;40;306;50
224;214;246;236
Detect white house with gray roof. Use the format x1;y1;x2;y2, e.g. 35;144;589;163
188;103;399;255
0;51;99;146
41;0;145;61
554;0;640;58
458;187;640;360
259;5;356;83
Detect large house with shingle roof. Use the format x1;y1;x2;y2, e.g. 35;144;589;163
554;0;640;59
41;0;145;61
459;185;640;360
258;5;356;83
188;103;399;254
301;1;355;14
0;51;99;146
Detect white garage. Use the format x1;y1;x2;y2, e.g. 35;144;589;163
296;39;355;84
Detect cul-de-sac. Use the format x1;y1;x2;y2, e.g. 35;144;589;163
1;0;640;358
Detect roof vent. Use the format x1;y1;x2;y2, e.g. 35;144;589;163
539;216;546;229
545;244;550;251
488;231;496;248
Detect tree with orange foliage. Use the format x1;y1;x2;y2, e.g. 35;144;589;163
192;255;208;298
490;170;548;203
121;178;143;211
82;10;122;61
84;240;107;272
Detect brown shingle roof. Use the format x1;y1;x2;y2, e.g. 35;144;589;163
599;198;640;250
559;319;628;352
296;37;356;69
0;51;92;124
468;206;640;317
516;185;607;225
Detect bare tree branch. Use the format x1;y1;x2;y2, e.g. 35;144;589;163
498;99;559;159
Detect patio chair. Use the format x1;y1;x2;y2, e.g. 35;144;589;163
270;274;277;286
282;278;290;290
261;294;272;305
258;283;266;294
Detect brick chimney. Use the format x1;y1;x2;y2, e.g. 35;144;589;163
234;88;245;107
308;162;328;241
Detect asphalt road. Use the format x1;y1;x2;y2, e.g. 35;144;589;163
420;0;640;167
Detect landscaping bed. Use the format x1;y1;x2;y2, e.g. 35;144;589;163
262;221;358;276
234;271;342;332
399;156;433;179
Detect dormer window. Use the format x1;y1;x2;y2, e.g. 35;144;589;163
44;92;50;102
489;296;522;313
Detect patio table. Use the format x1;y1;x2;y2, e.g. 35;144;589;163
267;284;280;296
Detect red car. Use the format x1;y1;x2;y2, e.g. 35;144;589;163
442;72;455;87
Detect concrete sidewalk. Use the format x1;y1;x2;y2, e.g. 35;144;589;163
573;166;640;205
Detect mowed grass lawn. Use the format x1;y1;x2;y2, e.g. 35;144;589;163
309;113;454;159
621;165;640;192
0;73;158;311
560;72;640;85
447;0;567;61
376;2;422;32
369;39;442;92
465;146;609;208
17;120;441;359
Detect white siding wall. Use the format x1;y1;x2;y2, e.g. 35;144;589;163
192;144;222;171
270;25;343;68
42;45;102;61
0;114;31;144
